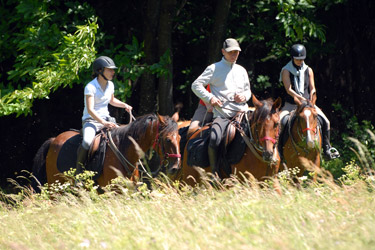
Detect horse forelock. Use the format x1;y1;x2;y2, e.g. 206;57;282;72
160;115;178;136
297;101;314;115
253;99;273;123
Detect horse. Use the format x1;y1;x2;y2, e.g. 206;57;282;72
173;96;282;187
32;114;181;190
279;95;322;181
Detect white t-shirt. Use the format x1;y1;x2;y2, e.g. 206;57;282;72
82;78;114;121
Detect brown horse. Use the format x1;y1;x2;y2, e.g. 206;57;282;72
174;96;282;186
32;114;181;189
280;95;322;179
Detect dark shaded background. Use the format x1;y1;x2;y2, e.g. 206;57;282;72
1;0;374;189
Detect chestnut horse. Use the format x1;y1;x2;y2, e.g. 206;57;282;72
279;96;322;179
174;96;282;186
32;114;181;189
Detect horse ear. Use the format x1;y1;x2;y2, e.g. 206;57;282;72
310;92;317;106
157;113;166;125
252;94;262;108
171;112;179;122
171;102;183;122
273;97;282;111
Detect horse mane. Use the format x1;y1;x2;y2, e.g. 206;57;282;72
296;100;314;114
252;98;277;123
110;113;177;153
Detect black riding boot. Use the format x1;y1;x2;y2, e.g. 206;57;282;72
208;146;219;178
76;145;89;175
322;129;340;160
278;114;290;159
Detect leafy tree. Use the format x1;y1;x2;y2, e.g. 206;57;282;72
0;0;97;117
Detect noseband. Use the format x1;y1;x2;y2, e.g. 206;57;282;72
152;120;181;162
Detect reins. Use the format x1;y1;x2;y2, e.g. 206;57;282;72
214;105;278;165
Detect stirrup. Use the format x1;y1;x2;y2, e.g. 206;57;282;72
325;147;340;160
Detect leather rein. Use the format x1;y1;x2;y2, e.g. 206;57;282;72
101;115;181;179
232;111;279;165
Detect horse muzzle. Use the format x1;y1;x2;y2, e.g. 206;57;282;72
163;153;181;175
262;150;274;162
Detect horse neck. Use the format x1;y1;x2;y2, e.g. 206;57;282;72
143;119;160;152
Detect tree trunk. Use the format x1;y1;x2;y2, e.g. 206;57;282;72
157;0;176;116
207;0;231;64
139;0;161;115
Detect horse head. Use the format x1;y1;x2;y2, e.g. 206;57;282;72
251;95;281;162
155;114;181;175
293;94;319;149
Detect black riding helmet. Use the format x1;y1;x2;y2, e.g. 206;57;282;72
290;44;306;59
93;56;117;80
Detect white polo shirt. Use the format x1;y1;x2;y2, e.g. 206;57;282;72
82;78;114;121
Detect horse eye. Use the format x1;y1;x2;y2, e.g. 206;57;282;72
166;138;171;143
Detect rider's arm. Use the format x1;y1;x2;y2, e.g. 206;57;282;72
234;68;251;103
110;95;132;112
191;65;216;104
308;67;317;101
282;69;306;103
86;95;116;129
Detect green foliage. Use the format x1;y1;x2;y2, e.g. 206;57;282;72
0;0;97;117
321;102;375;179
254;75;272;92
101;37;171;102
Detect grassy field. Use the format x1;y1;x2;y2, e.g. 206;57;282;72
1;171;374;250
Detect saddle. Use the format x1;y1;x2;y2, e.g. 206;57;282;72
56;130;107;179
186;113;248;175
225;112;245;146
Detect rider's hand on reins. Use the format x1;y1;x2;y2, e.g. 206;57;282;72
234;93;246;103
124;104;133;113
103;121;117;129
210;96;223;107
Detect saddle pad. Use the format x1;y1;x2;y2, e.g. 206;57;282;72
57;134;106;179
226;125;247;165
186;122;248;169
186;128;210;168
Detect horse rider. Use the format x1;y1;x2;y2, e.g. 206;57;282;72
191;38;252;177
76;56;133;174
279;44;340;160
187;84;214;138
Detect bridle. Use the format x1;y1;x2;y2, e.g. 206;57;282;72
289;106;320;154
233;110;279;165
152;120;181;168
250;117;278;152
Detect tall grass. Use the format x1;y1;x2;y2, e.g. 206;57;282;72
1;131;374;250
1;175;374;250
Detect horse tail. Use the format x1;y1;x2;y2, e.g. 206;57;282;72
31;137;54;192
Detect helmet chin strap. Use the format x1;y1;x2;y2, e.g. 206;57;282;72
100;72;109;81
98;69;109;82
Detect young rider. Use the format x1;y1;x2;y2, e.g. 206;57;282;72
76;56;133;173
279;44;340;160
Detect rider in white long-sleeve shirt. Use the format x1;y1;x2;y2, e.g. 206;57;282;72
191;38;251;177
